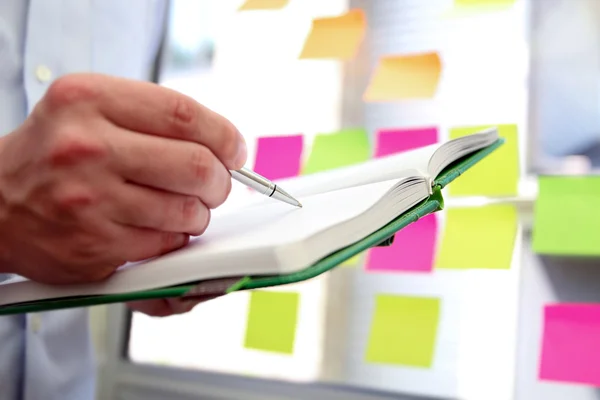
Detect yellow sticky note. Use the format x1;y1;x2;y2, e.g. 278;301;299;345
299;9;366;60
365;294;440;367
341;253;363;267
244;291;299;354
302;128;371;175
364;52;441;101
435;205;517;270
448;124;519;197
454;0;517;9
533;176;600;255
444;0;516;18
238;0;288;11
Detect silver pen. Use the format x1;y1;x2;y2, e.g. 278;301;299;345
230;167;302;208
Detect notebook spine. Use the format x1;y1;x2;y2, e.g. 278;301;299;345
427;177;434;195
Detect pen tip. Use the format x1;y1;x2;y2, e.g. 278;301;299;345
271;185;302;208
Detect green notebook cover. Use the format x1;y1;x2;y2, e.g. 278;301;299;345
0;138;504;315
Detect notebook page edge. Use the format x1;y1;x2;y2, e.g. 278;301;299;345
272;144;441;198
0;246;281;307
428;128;500;178
274;180;430;273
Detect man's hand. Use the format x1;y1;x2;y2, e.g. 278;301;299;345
0;73;246;287
127;295;221;317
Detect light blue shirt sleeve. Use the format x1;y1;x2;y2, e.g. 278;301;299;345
0;1;167;399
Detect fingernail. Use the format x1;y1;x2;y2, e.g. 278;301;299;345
235;136;247;169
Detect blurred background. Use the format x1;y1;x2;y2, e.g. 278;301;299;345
92;0;600;399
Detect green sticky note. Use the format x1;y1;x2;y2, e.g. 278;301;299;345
244;290;299;354
435;204;517;269
448;124;519;197
302;128;371;175
533;176;600;255
365;294;440;367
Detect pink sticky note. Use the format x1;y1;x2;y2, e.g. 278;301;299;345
539;304;600;386
253;135;304;181
375;127;438;157
366;214;438;273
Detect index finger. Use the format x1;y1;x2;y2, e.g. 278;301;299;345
53;74;247;170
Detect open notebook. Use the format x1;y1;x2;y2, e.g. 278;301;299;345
0;128;502;314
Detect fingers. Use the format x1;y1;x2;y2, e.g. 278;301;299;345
165;297;202;314
117;227;190;262
109;129;232;209
47;74;247;169
37;228;189;284
126;299;172;317
109;182;211;236
127;297;204;317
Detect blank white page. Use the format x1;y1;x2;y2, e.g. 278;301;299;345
175;178;402;255
269;144;441;197
0;179;402;306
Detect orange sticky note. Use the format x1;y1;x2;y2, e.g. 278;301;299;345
299;9;366;60
238;0;288;11
364;52;442;101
